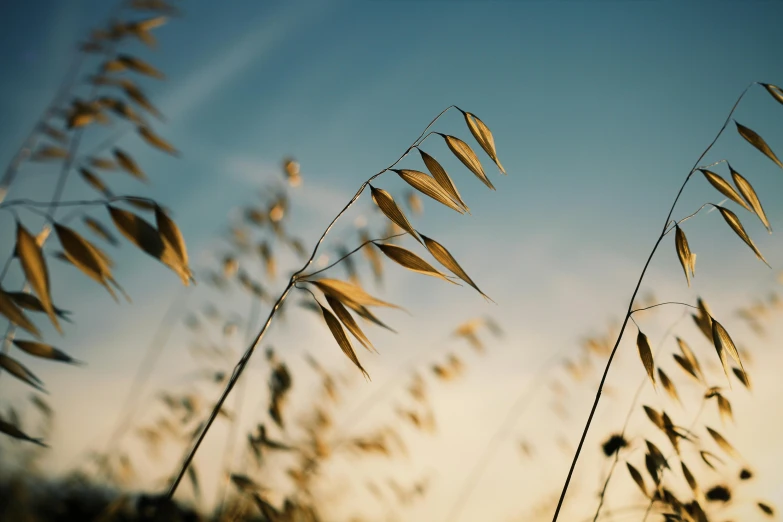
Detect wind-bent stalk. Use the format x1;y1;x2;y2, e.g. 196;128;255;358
640;397;708;522
101;288;192;455
0;1;128;372
443;348;566;522
590;309;688;522
165;106;458;497
0;50;87;205
550;82;756;521
213;292;262;518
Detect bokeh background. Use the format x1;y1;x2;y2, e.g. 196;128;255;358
1;0;782;520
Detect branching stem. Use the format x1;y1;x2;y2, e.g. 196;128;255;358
590;310;687;521
301;232;407;279
550;82;756;522
165;106;459;498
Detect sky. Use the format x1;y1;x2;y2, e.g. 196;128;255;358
1;0;783;520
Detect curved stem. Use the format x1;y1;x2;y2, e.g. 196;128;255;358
630;302;698;315
0;5;127;382
164;106;459;498
640;397;707;522
696;159;728;171
166;284;293;497
294;329;462;484
663;202;720;236
301;232;407;279
442;347;568;522
550;81;756;522
101;287;191;457
0;195;155;211
0;47;88;205
590;310;687;522
214;294;262;519
337;332;457;435
0;256;13;283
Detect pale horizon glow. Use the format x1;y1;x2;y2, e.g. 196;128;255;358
0;1;782;521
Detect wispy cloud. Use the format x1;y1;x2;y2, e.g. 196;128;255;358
158;1;338;122
224;155;284;187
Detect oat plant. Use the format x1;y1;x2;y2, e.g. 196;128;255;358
551;82;783;521
101;147;506;520
163;106;507;501
0;0;192;450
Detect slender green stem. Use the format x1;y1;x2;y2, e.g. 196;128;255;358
550;82;756;522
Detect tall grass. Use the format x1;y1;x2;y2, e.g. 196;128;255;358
1;2;782;521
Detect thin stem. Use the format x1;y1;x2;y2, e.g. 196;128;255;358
214;294;262;519
696;159;728;171
166;284;292;497
0;254;14;282
663;203;719;236
0;47;88;205
48;132;86;216
0;6;126;381
165;106;459;498
550;81;756;522
591;310;688;522
100;286;191;458
328;331;462;442
640;397;708;522
295;283;320;304
301;232;407;279
0;195;154;211
0;88;89;381
295;324;485;486
47;3;125;218
75;125;133;166
582;504;663;522
293;106;454;278
0;205;54;223
630;302;698;315
442;347;568;522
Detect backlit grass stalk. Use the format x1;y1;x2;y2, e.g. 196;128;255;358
213;289;261;519
165;105;462;497
0;3;125;375
551;82;759;521
590;309;689;522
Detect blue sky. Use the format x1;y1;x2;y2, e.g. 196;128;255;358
1;0;783;520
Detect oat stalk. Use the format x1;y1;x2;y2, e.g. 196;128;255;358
590;310;688;521
165;105;459;497
550;82;756;522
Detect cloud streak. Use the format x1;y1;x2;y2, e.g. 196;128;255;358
158;1;339;122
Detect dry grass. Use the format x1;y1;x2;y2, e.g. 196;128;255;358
1;1;782;521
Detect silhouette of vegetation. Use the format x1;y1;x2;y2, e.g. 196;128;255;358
1;1;782;521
